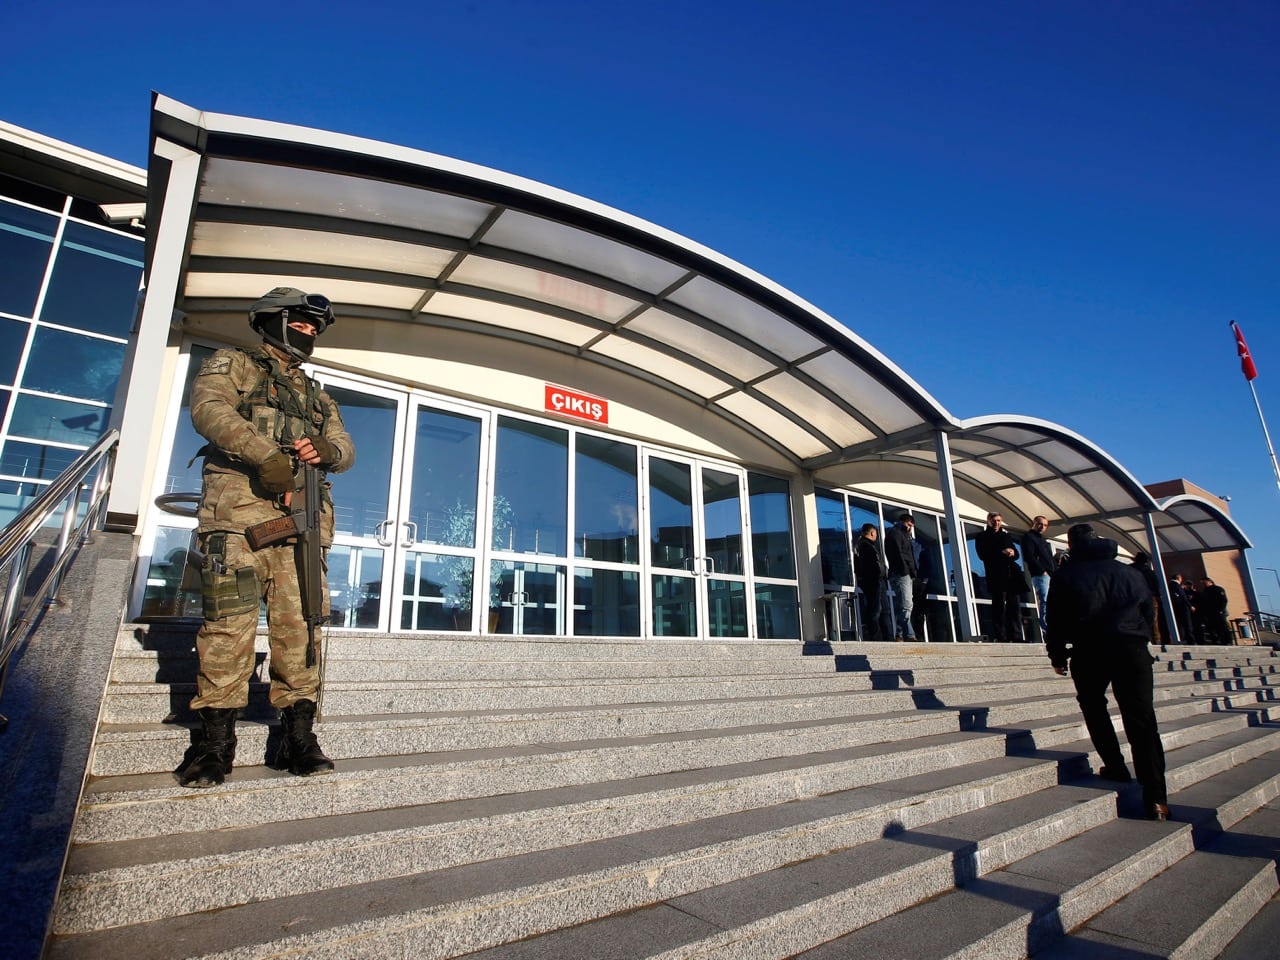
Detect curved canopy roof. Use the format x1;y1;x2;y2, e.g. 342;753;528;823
143;95;1250;558
148;95;951;471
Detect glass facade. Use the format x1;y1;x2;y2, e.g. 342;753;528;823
0;195;142;526
138;352;801;639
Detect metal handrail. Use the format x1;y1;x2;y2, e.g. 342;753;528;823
0;429;119;731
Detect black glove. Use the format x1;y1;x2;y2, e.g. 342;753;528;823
257;451;296;494
307;435;340;467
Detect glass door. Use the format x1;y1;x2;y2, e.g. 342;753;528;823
312;376;407;632
391;398;490;632
644;451;752;639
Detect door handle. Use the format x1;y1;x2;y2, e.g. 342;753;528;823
400;521;417;546
374;520;395;547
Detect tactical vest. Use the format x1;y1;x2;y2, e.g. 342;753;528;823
236;350;330;446
193;349;331;474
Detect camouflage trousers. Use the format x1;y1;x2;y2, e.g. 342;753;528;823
190;532;328;711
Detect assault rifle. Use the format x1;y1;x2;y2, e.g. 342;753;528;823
244;451;328;678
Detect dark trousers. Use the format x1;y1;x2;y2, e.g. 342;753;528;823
989;586;1023;642
1070;645;1167;806
859;585;883;642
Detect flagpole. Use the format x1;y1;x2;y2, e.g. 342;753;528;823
1247;378;1280;494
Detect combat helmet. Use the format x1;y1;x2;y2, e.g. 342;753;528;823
248;287;335;361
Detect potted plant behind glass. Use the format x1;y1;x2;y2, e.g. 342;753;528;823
439;495;515;633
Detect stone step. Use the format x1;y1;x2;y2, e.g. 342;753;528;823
108;650;843;684
57;718;1280;940
1218;868;1280;960
73;723;1024;846
1031;812;1280;959
88;687;924;777
99;672;923;724
787;750;1280;960
84;668;1230;779
48;752;1099;949
56;732;1277;960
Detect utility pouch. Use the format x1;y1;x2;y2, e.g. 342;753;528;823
200;533;259;620
201;566;259;620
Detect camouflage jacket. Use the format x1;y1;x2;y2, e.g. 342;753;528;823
191;344;355;542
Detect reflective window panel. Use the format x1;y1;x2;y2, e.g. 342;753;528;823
23;326;126;403
323;386;398;539
8;394;108;444
703;467;744;577
648;457;693;570
489;560;565;635
575;434;639;564
651;573;697;637
162;345;214;496
0;440;81;482
408;407;482;547
816;488;852;590
748;472;795;580
0;316;29;385
573;567;640;637
40;222;143;337
138;526;202;620
755;584;800;639
329;544;384;629
707;577;748;638
0;201;56;319
493;417;568;556
400;550;470;631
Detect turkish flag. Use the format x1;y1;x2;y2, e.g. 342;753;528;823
1233;322;1259;381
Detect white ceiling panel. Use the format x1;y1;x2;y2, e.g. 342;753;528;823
753;371;873;449
450;256;638;323
1030;478;1098;517
625;308;775;382
184;272;422;310
589;335;733;398
715;392;832;460
484;210;687;294
193;222;455;277
201;158;493;237
668;276;823;362
424;292;600;347
799;351;921;434
985;449;1056;483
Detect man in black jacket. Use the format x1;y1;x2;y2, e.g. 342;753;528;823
975;513;1024;642
884;513;918;642
1047;523;1168;821
1197;577;1231;645
854;524;887;642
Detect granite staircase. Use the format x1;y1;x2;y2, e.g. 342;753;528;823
45;628;1280;959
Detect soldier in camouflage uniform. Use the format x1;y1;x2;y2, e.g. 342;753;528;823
179;288;355;788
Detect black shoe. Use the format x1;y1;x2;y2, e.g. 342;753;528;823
179;707;238;788
1147;803;1170;822
276;699;335;777
1097;765;1133;784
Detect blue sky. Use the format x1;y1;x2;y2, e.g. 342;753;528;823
5;0;1279;604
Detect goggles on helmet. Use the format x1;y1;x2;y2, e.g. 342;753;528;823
283;293;334;333
249;288;336;335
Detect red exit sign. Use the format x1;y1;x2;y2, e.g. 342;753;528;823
545;384;609;425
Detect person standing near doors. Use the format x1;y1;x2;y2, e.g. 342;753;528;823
854;523;887;642
885;512;918;642
1020;516;1054;639
976;512;1024;642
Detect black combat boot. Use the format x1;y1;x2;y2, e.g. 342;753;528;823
276;699;334;776
179;707;238;788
